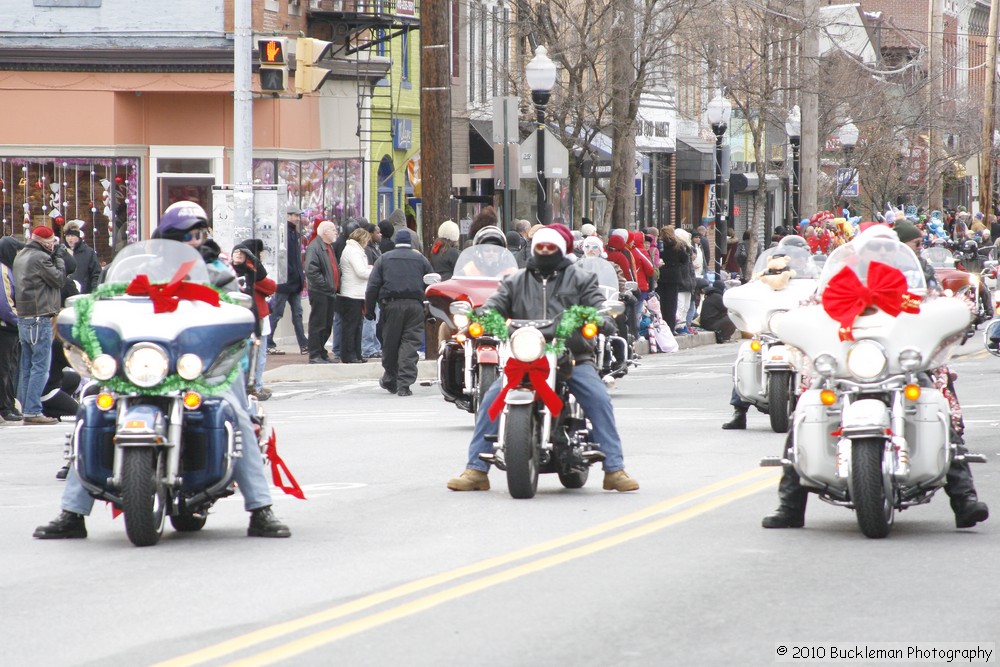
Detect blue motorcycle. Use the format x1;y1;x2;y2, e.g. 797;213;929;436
56;240;257;546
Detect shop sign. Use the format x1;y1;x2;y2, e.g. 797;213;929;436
393;119;413;150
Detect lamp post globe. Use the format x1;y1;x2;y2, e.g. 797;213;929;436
838;119;859;202
526;45;556;225
707;91;732;275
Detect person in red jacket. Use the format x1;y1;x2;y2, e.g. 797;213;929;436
606;233;635;282
233;239;277;401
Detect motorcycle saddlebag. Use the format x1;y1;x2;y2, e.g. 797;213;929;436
734;341;764;407
437;340;465;402
76;399;117;488
902;388;951;488
178;397;236;492
792;389;843;492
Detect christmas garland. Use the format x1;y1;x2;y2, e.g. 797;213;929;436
70;282;243;396
471;305;601;356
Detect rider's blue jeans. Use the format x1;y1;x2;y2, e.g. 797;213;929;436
465;362;625;474
60;371;273;515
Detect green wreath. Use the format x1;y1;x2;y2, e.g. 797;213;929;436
70;282;244;396
471;305;601;356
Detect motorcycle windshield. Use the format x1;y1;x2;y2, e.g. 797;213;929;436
921;246;958;269
577;257;619;299
819;234;926;292
103;240;211;285
750;245;821;280
453;246;518;278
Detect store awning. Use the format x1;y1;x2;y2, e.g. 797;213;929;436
470;120;494;167
676;136;715;182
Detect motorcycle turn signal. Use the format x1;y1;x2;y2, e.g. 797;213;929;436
903;384;921;401
582;322;598;339
820;389;837;406
750;338;763;352
468;322;484;338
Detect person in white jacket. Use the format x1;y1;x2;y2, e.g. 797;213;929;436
338;226;374;363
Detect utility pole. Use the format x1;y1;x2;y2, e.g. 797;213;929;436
980;0;999;219
232;0;253;243
928;0;944;212
799;0;819;218
420;0;452;254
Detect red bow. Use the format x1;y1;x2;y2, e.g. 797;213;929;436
125;260;221;313
488;357;564;421
264;428;306;500
822;261;921;341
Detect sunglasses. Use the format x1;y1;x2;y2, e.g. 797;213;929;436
534;242;561;254
182;229;206;242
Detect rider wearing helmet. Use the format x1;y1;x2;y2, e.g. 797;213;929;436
33;202;292;540
459;226;510;277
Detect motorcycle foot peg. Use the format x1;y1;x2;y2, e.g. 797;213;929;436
581;450;606;463
956;453;988;464
759;456;790;467
484;434;498;443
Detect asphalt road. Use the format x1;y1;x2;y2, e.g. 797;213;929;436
2;341;998;666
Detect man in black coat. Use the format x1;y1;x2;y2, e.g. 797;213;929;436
698;280;736;344
268;206;308;355
365;229;433;396
62;223;101;294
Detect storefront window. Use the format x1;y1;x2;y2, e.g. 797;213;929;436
254;158;363;224
0;157;139;264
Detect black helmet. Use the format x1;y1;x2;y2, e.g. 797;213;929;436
472;226;507;248
778;234;809;249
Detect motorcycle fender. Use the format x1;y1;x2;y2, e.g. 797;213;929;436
762;343;794;371
841;399;890;438
734;341;764;406
792;389;843;492
475;345;499;365
504;388;536;406
115;404;169;446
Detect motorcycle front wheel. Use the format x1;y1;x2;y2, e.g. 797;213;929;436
504;404;539;499
767;371;795;434
121;448;167;547
851;438;894;539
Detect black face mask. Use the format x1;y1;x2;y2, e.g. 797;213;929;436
532;251;563;272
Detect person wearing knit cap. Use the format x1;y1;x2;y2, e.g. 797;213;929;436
447;222;640;494
12;225;65;425
62;222;101;294
430;220;461;280
365;225;435;396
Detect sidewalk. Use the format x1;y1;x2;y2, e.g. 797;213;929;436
261;330;719;383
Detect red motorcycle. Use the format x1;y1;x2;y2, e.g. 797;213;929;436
424;246;518;414
922;246;993;327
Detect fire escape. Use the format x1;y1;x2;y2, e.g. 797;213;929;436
306;2;421;178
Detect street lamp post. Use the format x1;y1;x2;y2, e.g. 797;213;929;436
838;119;859;207
707;91;732;276
526;45;556;225
785;105;801;228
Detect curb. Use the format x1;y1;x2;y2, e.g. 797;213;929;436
262;331;721;383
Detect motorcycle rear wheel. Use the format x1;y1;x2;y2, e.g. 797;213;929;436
504;404;539;499
851;438;894;539
121;448;166;547
474;364;499;415
767;371;795;434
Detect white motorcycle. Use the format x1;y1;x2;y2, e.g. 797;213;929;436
763;233;986;538
723;242;820;432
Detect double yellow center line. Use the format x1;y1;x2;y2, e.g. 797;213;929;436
155;467;778;667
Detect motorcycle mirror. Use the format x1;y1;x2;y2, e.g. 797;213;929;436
449;301;471;315
229;292;254;309
623;281;639;292
601;299;626;317
983;319;1000;357
424;273;441;286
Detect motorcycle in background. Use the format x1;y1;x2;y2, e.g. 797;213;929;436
477;301;624;499
425;245;518;414
922;245;993;329
57;240;263;547
766;234;986;538
723;243;821;432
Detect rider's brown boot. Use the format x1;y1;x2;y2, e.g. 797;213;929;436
603;470;640;492
447;469;490;491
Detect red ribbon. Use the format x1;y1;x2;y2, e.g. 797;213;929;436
125;260;221;313
821;261;921;341
264;428;306;500
488;357;564;421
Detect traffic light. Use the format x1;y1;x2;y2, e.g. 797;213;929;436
257;38;287;93
294;37;333;95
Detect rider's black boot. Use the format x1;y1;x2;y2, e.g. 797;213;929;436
247;506;291;538
946;448;989;528
33;510;87;539
721;409;747;430
762;467;808;528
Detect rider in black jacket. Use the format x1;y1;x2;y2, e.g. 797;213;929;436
446;226;640;493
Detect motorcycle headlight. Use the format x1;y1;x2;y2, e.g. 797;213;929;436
176;353;204;380
846;340;887;381
64;345;92;378
510;327;546;363
124;343;169;388
452;313;469;329
766;310;787;333
813;353;838;377
91;354;117;381
898;348;922;372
